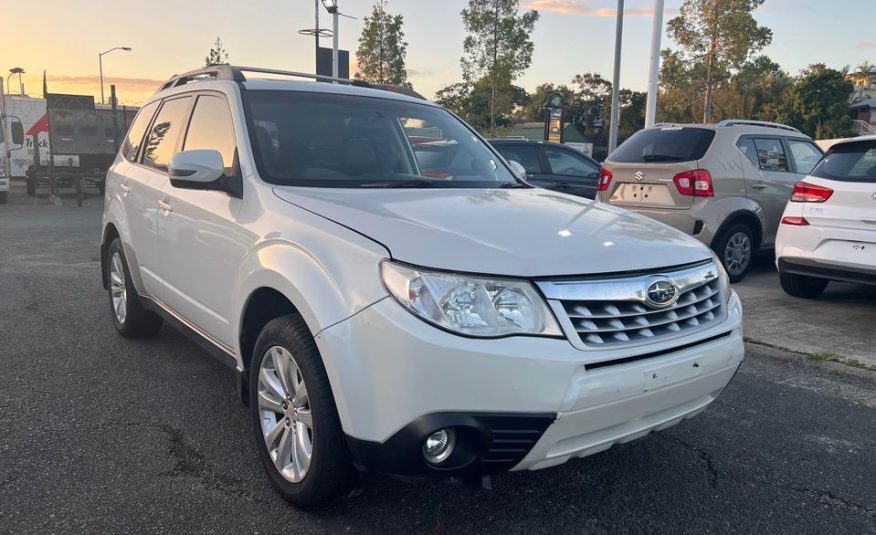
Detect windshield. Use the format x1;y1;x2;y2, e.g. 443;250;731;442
609;127;716;163
811;140;876;183
244;90;517;188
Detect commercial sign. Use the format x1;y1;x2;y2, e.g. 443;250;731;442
543;92;565;144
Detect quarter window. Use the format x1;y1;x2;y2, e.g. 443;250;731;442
183;95;237;175
142;96;192;170
753;138;789;172
543;147;599;178
787;139;823;175
121;101;158;162
737;138;759;167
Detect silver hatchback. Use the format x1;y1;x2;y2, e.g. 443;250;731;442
597;120;824;281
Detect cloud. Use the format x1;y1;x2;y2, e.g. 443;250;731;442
860;41;876;50
522;0;676;18
46;74;166;93
406;68;434;77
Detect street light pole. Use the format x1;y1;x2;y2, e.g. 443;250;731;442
98;46;132;105
608;0;625;154
644;0;665;128
8;68;25;96
321;0;340;79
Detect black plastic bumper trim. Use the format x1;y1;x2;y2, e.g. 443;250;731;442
346;411;555;479
778;258;876;287
585;331;734;370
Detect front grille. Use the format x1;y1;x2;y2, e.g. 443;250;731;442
538;262;725;348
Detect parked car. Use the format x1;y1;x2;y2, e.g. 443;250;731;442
597;120;824;281
775;136;876;297
101;65;744;509
490;139;601;199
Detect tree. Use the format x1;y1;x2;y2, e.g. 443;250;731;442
771;64;853;139
436;78;528;132
849;60;876;102
460;0;539;137
666;0;772;123
204;37;229;67
355;1;409;86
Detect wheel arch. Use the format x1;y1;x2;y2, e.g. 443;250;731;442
711;209;764;252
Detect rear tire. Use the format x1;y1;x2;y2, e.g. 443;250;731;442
713;223;755;283
26;178;36;197
779;272;829;298
0;191;7;204
106;238;163;338
249;314;357;510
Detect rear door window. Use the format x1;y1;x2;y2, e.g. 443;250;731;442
122;101;159;162
811;140;876;183
141;96;193;171
494;145;540;173
753;138;789;172
543;147;599;178
787;139;823;175
609;127;715;163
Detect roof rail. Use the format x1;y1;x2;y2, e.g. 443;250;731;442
716;119;800;133
155;65;426;100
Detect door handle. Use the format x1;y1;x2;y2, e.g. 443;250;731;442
158;199;173;213
750;182;767;190
119;183;131;195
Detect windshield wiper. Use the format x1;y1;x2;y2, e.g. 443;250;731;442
498;182;531;189
642;154;686;162
359;179;450;188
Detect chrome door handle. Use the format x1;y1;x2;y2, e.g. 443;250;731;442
750;182;767;190
119;183;131;195
158;199;173;213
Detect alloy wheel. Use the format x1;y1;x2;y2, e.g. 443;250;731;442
109;252;127;324
257;346;314;483
724;232;752;276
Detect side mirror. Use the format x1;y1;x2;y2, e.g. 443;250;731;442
507;160;527;181
168;150;241;198
10;119;24;147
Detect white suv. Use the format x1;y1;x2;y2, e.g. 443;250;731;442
101;66;744;509
776;136;876;297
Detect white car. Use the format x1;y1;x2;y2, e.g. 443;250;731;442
101;65;744;509
776;136;876;298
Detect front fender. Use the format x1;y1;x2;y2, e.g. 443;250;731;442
232;235;390;361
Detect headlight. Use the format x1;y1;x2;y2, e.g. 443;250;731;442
381;260;562;337
709;252;732;303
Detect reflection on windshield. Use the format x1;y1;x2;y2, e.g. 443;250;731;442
245;91;517;188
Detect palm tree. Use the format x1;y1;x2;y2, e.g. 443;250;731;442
851;61;876;101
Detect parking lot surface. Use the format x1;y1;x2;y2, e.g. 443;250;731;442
1;187;874;534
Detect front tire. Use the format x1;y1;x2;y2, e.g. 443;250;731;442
106;238;163;337
779;272;829;298
713;223;755;283
249;314;356;509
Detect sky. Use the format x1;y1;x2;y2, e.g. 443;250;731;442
1;0;874;106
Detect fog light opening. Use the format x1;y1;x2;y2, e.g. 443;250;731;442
422;429;456;464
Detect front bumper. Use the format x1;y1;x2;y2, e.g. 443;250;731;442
317;292;744;478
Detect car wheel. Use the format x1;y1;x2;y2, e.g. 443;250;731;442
249;314;357;510
714;223;754;283
0;191;7;204
779;272;829;299
26;178;36;197
106;238;163;337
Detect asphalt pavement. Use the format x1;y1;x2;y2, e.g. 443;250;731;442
1;187;874;534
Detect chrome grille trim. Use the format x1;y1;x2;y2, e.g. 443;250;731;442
537;262;725;348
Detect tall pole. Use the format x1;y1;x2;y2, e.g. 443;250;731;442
314;0;320;69
99;54;105;104
332;8;339;78
608;0;624;154
0;78;12;181
644;0;664;128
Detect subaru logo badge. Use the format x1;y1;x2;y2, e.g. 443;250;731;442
645;279;679;308
634;171;645;182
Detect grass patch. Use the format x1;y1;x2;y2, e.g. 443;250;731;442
744;337;876;372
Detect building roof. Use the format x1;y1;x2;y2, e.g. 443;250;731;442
850;97;876;109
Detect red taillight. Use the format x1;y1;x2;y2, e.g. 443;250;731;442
673;169;713;197
598;168;613;191
781;216;810;226
791;181;833;203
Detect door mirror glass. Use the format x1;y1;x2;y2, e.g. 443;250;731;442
169;150;225;186
10;119;24;146
507;160;527;181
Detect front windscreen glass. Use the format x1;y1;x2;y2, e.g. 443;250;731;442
244;90;517;188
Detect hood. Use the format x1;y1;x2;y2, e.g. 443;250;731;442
273;187;711;277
